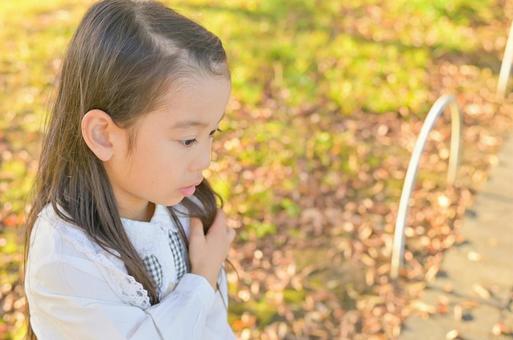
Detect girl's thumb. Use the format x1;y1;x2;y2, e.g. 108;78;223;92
189;217;205;240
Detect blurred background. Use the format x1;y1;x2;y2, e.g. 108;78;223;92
1;0;513;339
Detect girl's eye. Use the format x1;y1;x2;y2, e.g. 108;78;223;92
179;128;223;148
210;128;223;138
180;138;197;147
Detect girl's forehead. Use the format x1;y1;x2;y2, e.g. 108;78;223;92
151;75;231;127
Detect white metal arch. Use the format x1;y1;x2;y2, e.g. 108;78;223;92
390;95;463;279
498;21;513;99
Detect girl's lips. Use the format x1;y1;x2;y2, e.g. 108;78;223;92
179;185;196;196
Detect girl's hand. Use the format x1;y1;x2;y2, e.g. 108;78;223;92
188;209;235;290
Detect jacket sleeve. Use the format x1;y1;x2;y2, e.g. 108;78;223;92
26;255;217;340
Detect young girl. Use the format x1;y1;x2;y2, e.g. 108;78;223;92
22;0;237;339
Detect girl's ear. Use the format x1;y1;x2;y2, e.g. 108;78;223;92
81;109;121;161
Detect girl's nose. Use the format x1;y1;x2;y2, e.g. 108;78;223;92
192;140;212;172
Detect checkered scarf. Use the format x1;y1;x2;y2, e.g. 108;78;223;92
141;210;190;293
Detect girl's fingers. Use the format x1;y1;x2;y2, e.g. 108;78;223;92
211;209;226;232
189;217;204;239
215;209;226;224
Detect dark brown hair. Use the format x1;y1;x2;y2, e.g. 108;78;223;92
22;0;236;338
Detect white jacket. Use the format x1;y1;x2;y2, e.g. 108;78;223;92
24;201;236;340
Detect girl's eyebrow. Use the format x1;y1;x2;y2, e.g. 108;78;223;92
171;112;225;129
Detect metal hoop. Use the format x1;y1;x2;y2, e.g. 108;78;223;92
497;21;513;99
390;95;462;279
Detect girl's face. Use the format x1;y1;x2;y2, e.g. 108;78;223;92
85;75;231;221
